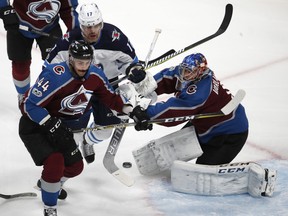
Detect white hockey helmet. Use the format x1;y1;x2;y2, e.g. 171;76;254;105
78;3;103;27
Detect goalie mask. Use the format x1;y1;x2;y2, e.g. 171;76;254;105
178;53;208;83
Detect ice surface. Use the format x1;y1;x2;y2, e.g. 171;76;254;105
0;0;287;215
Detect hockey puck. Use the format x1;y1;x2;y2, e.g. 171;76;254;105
122;162;132;168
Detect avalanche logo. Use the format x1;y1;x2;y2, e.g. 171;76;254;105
59;85;93;115
112;29;120;42
186;84;197;95
26;0;61;23
53;65;65;75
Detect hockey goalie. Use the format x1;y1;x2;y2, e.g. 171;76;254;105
116;53;277;197
132;125;277;197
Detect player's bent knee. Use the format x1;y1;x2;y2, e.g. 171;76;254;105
64;160;84;178
42;153;65;182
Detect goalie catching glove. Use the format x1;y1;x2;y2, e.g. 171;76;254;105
126;63;146;83
129;105;152;131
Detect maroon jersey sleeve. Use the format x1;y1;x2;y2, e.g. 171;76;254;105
13;0;78;31
85;72;126;114
58;0;79;31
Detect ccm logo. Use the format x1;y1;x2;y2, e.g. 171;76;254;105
218;167;246;174
164;116;195;122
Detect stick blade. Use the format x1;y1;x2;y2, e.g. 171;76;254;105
0;192;37;199
218;4;233;33
112;170;135;187
221;89;246;115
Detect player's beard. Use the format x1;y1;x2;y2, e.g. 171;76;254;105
69;65;87;79
76;69;87;78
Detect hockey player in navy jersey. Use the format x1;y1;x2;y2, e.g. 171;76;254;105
45;3;155;163
0;0;79;102
144;53;249;165
18;40;151;216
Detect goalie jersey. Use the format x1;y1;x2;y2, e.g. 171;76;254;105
146;67;249;143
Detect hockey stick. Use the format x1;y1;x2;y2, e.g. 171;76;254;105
77;89;245;132
109;4;233;86
0;192;37;199
110;28;162;87
103;30;162;186
144;28;162;66
103;119;135;187
145;3;233;69
19;24;59;39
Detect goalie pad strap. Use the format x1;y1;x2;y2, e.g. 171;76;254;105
248;164;277;197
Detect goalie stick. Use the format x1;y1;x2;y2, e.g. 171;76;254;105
76;89;245;132
110;3;233;86
0;192;37;199
103;119;135;187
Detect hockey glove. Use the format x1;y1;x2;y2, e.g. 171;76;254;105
129;105;153;131
0;6;19;31
42;117;75;152
126;63;146;83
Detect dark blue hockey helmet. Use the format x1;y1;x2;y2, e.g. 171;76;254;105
69;40;93;60
179;53;208;82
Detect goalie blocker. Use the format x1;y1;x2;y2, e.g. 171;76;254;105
171;161;277;197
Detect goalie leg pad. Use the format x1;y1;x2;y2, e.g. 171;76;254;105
171;161;277;197
171;161;250;196
132;126;203;175
248;163;277;197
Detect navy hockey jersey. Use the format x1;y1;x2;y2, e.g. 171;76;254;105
45;23;138;80
146;66;249;143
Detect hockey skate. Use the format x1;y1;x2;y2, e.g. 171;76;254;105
44;207;57;216
81;134;95;163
